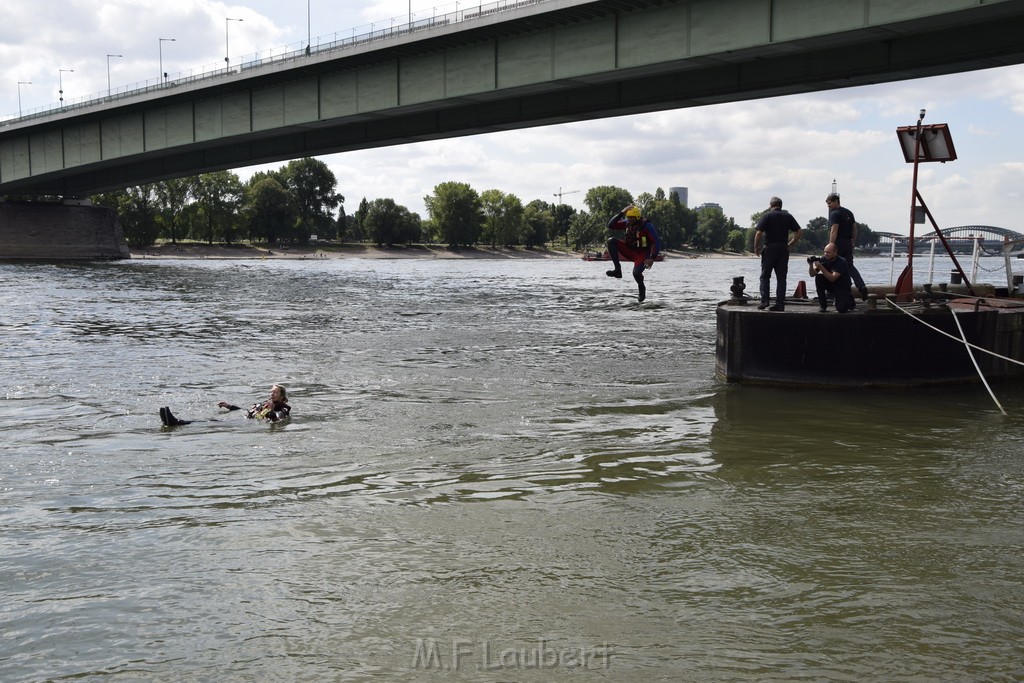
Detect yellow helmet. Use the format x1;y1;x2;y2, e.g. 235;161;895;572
624;207;642;218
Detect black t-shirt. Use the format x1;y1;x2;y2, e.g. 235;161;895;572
755;209;801;245
821;255;852;288
829;206;856;240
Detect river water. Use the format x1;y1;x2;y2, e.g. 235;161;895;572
2;254;1023;681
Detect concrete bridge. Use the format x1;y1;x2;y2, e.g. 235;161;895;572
3;0;1024;257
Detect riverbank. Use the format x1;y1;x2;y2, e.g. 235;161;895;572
129;242;739;260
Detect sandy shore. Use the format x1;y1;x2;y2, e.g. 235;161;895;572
132;243;566;260
129;242;739;260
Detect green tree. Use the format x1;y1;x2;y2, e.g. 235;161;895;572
803;216;831;250
857;222;878;247
551;203;576;243
634;191;655;215
244;176;296;244
347;197;370;242
480;189;525;247
364;198;419;246
337;205;354;242
745;226;759;252
584;185;632;219
191;171;243;244
93;186;161;248
282;158;343;242
523;202;553;249
424;182;483;248
725;229;747;252
644;193;691;250
405;212;425;245
566;211;604;250
679;203;698;247
692;205;729;250
153;177;193;244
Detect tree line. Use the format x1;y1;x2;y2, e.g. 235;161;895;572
84;158;879;252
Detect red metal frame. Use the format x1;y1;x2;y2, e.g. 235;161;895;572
895;114;974;299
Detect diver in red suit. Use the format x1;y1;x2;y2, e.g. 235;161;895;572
606;205;662;302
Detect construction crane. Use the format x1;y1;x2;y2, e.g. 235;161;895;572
553;187;579;204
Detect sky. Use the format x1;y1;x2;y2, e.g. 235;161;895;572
3;0;1024;235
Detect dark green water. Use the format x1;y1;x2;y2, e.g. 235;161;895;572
2;256;1022;681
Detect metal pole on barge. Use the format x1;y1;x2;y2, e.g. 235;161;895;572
897;109;926;300
894;111;971;297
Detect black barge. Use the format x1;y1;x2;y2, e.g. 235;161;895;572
715;285;1024;388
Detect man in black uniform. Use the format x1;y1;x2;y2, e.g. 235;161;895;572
809;242;853;313
753;196;802;311
826;193;868;301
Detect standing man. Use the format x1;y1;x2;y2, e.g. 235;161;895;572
753;196;802;311
606;205;662;302
826;193;868;301
809;242;853;313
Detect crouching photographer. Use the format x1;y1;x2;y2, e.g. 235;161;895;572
808;243;853;313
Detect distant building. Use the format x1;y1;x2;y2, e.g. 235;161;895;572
696;202;722;212
668;186;688;206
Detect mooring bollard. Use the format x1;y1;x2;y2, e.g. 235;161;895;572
730;276;746;304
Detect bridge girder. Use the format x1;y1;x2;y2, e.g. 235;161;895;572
4;0;1024;196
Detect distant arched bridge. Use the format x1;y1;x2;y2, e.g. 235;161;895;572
875;226;1024;254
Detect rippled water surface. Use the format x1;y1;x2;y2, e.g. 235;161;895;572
2;255;1024;681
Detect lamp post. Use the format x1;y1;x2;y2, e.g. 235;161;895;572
106;54;123;96
58;68;74;107
159;37;175;83
17;81;31;117
225;18;242;70
306;0;311;55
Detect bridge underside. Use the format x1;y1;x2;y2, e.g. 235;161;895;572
4;0;1024;196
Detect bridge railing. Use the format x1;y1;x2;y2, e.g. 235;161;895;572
1;0;548;127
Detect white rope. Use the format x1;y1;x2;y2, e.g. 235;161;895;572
883;298;1024;368
949;307;1006;415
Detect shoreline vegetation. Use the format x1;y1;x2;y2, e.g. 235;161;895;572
130;241;746;260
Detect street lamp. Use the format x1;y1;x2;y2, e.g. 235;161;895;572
106;54;123;96
58;68;74;107
225;18;242;70
306;0;311;55
17;81;31;117
159;37;175;83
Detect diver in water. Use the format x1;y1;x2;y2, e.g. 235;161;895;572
160;384;291;426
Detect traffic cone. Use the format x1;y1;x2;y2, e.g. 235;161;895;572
793;280;808;299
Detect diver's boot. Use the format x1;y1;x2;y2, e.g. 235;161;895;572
606;265;622;278
163;408;189;426
159;407;170;426
638;281;646;302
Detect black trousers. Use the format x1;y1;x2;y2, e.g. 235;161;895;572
815;275;853;312
836;238;866;292
759;243;789;306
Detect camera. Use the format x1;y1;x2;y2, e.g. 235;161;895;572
807;256;821;264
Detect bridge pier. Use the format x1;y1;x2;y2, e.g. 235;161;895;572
0;200;130;261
